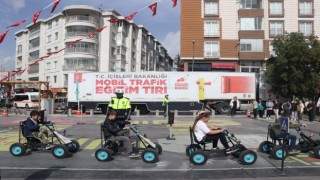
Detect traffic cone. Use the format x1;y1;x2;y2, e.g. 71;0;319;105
247;109;251;118
76;109;81;115
2;109;8;117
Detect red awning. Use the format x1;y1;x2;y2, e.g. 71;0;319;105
211;63;235;69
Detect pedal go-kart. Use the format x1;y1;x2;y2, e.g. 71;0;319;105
9;121;80;159
186;127;257;165
95;124;162;163
296;126;320;158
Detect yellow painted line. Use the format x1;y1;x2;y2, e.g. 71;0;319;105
95;120;104;124
84;139;101;150
77;138;89;146
289;156;311;165
142;121;149;125
296;154;309;158
153;120;167;125
133;120;140;125
312;162;320;165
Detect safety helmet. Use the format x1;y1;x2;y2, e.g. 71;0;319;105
115;89;124;94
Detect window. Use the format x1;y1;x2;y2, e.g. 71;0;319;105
269;2;283;15
269;44;277;57
240;0;262;9
204;1;218;15
47;35;51;43
47;49;51;54
46;63;51;70
47;22;52;29
55;19;59;26
55;32;58;40
240;18;262;30
270;21;284;36
17;45;22;53
204;21;219;36
54;61;57;69
54;76;57;83
46;76;50;82
111;47;116;57
204;42;219;57
240;61;261;73
299;21;313;36
299;1;313;15
29;38;40;49
240;39;263;52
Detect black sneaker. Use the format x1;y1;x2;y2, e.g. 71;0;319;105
129;152;140;158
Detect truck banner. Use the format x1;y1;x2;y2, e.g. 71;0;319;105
68;72;255;102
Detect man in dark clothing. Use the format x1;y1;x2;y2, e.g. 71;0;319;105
103;110;139;158
307;100;315;122
23;110;49;144
281;100;291;117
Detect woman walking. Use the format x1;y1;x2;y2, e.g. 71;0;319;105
266;99;274;120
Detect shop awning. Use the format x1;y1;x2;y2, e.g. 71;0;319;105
211;63;235;69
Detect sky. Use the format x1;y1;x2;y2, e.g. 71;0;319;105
0;0;180;71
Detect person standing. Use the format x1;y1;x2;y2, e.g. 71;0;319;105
162;94;169;117
291;100;298;121
108;89;131;129
281;100;292;117
258;99;264;119
266;99;274;120
229;96;239;117
252;99;258;119
273;99;281;120
297;99;304;123
307;100;314;122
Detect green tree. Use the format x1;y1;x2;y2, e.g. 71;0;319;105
265;32;320;103
174;54;182;69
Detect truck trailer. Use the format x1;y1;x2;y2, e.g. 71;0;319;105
67;72;257;114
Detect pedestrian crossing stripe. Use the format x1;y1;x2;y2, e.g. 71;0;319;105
289;156;312;165
95;120;104;124
84;139;101;150
296;154;309;158
153;120;167;125
77;138;89;146
312;162;320;165
142;121;149;125
132;120;140;125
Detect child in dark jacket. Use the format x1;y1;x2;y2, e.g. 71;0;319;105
23;110;48;143
103;110;139;157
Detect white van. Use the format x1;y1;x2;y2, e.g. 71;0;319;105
13;92;39;108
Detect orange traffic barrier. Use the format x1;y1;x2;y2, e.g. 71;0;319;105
76;110;81;115
2;109;8;117
247;109;251;118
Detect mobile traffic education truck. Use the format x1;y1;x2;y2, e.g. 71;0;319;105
67;72;256;114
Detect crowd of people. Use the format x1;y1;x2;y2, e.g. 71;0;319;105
250;98;317;122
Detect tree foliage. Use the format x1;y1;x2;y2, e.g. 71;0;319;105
265;32;320;101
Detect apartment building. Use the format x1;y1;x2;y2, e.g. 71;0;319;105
180;0;320;72
15;5;173;95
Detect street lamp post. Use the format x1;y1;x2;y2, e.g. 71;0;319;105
192;40;195;72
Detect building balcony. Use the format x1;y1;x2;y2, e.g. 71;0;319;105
66;31;98;39
28;57;39;62
16;61;22;67
65;47;98;55
66;15;99;25
238;9;264;18
116;54;126;60
63;64;98;71
239;30;264;39
28;69;39;74
239;52;265;60
29;30;40;39
204;31;220;37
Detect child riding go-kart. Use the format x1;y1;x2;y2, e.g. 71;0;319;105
95;123;162;163
186;127;257;165
9;110;80;159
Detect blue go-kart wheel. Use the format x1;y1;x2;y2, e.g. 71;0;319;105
51;144;68;159
271;146;288;160
313;145;320;159
68;140;80;153
95;148;113;162
10;143;26;157
189;150;208;165
141;148;159;163
259;141;273;154
239;150;257;165
185;144;201;156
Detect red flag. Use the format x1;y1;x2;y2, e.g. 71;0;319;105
51;0;61;13
148;2;158;16
67;38;82;48
7;20;26;28
0;30;9;44
108;18;120;23
33;10;42;25
95;26;107;32
172;0;178;7
125;12;138;20
87;33;96;39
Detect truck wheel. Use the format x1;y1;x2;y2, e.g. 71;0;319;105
217;102;231;114
239;150;257;165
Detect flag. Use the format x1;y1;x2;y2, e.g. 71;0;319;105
172;0;178;7
51;0;61;13
33;10;42;25
87;33;96;39
148;2;158;16
67;38;82;48
125;12;138;20
108;18;120;23
7;20;26;28
0;30;9;44
95;26;107;32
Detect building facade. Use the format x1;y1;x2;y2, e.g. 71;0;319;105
180;0;320;72
15;5;173;95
